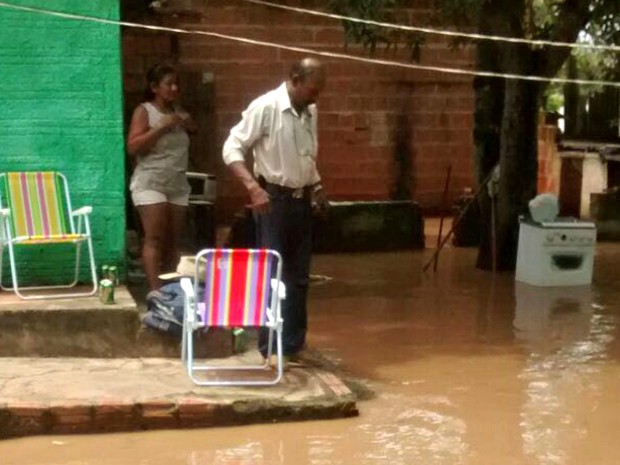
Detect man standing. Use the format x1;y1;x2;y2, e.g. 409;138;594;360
222;57;329;366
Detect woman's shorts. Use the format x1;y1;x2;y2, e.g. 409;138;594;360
131;189;189;207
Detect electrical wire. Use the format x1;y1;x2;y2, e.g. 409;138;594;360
243;0;620;53
0;1;618;88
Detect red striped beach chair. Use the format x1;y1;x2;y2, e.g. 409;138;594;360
0;172;98;299
180;248;286;386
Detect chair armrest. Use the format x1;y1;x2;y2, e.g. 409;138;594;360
271;279;286;300
180;277;196;325
266;280;286;328
180;277;195;298
72;206;93;216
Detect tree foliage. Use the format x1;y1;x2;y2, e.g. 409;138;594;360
328;0;423;59
330;0;619;87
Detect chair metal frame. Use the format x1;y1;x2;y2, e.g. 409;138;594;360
0;172;98;300
180;248;286;386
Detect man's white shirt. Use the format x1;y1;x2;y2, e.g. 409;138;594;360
223;83;321;188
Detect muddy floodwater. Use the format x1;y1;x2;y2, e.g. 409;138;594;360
2;243;620;465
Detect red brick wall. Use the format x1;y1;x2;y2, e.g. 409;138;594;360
121;0;476;221
537;122;560;195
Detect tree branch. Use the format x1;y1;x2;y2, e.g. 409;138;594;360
540;0;592;77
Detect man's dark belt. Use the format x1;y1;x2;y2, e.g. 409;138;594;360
262;181;311;199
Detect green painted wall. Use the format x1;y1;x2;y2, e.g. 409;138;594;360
0;0;125;285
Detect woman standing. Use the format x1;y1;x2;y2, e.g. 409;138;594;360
127;63;196;291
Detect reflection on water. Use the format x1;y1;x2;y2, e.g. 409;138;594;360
3;246;620;465
515;283;615;465
355;393;469;465
188;442;265;464
184;392;469;465
514;284;594;355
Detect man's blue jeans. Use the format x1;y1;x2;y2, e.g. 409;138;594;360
255;185;312;357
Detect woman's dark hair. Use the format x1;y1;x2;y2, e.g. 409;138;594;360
144;62;178;100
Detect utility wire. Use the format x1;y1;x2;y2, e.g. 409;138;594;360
0;1;619;88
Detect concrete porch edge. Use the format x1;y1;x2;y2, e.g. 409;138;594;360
0;355;361;440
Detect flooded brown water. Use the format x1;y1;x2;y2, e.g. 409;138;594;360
3;241;620;465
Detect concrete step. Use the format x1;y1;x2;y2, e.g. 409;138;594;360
0;353;359;439
0;286;232;358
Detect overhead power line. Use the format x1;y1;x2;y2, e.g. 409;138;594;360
244;0;620;53
0;1;618;88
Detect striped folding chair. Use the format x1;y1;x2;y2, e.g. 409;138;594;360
180;248;286;386
0;172;98;300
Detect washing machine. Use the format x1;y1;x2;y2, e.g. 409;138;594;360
515;218;596;286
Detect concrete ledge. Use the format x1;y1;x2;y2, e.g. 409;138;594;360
0;287;139;357
0;287;232;358
313;201;425;252
0;354;359;439
229;200;425;252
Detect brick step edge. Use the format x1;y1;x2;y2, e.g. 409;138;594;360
0;397;358;439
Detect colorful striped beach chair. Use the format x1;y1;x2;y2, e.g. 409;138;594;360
180;248;286;386
0;172;98;299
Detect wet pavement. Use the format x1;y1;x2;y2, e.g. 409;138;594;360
2;238;620;464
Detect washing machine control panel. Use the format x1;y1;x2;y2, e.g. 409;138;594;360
544;229;595;245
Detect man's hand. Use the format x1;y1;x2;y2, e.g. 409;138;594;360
312;186;330;217
248;184;271;215
227;162;270;214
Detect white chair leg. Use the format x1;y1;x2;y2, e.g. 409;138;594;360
69;242;81;287
275;328;284;383
0;244;5;290
5;239;98;300
6;242;23;296
85;235;98;297
181;318;188;363
265;328;274;360
187;327;195;377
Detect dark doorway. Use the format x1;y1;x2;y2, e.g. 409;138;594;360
559;157;583;217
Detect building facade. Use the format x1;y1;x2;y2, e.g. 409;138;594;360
0;0;125;284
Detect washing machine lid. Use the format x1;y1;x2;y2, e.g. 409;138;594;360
521;217;596;229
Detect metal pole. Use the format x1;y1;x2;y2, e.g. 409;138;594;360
422;169;495;273
491;192;497;273
433;164;452;272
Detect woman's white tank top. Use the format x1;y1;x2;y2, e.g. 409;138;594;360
130;102;190;196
